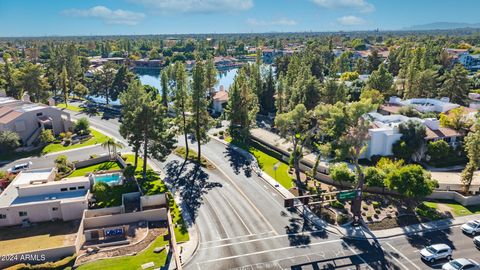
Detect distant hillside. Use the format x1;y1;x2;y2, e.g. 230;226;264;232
404;22;480;31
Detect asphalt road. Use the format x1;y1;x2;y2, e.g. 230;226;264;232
11;107;479;269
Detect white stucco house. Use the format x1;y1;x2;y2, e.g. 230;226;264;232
0;168;90;227
364;112;463;159
0;95;72;146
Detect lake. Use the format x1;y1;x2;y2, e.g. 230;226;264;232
135;67;239;92
89;67;239;105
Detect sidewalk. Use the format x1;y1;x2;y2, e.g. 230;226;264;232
209;134;480;241
147;158;199;270
337;212;480;240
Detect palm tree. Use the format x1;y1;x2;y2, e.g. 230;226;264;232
101;137;124;158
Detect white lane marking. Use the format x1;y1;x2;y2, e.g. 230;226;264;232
342;241;374;270
199;229;325;250
386;242;421;270
197;239;344;264
202;154;279;235
203;196;232;239
199;231;275;245
216;190;254;235
197;203;224;242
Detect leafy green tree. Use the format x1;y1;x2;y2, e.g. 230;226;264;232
2;53;17;98
66;44;81;101
385;164;436;202
275;77;287;114
360;89;384;105
364;166;385;187
365;64;394;96
227;68;258;141
120;81;145;168
393;120;427;162
90;62;116;105
340;71;359;81
329;163;355;184
461;122;480;193
367;49;382;73
441;64;470;105
38;129;55;144
191;56;211;163
160;69;169;109
74;117;90;136
204;56;218;98
0;130;20;151
73;83;88;99
15;62;48;102
259;67;275;113
111;65;134;102
60;65;69;106
101;137;124;158
172;62;191;156
439;107;472;131
426;140;451;164
322;79;347;105
275;104;315;194
405;69;438;98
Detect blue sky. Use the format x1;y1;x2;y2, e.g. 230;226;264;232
1;0;480;36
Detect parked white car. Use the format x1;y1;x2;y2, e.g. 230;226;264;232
442;258;480;270
461;220;480;236
473;235;480;248
420;244;452;263
7;161;32;174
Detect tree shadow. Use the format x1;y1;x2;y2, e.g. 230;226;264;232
223;144;253;177
341;237;395;270
164;160;222;222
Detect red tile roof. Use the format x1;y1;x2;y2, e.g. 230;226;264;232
379;103;403;114
425;127;463;140
213;90;228;102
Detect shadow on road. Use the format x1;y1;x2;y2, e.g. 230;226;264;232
223;144;253;177
165;160;222;222
341;237;395;270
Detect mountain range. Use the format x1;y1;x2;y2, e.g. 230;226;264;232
404;22;480;31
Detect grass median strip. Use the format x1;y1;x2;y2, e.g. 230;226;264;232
230;139;294;190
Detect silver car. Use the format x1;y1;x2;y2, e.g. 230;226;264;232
461;220;480;236
442;258;480;270
420;244;452;263
7;161;32;174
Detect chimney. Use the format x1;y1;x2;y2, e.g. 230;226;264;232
48;97;55;106
440;97;450;103
21;92;31;102
424;118;440;131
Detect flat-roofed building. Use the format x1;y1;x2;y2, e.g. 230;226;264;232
0;168;89;227
0;96;72;146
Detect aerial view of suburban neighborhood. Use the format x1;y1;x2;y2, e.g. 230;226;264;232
1;0;480;269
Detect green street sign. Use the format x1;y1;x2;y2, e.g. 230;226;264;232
337;190;356;200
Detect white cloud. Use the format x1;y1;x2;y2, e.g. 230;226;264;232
246;18;298;27
337;15;365;26
61;6;146;25
312;0;374;13
130;0;253;13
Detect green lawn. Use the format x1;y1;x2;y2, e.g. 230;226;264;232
56;103;83;112
77;233;169;270
230;139;294;189
69;161;122;178
425;201;480;217
41;129;109;154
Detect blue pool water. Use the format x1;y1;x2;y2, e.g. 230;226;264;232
95;174;122;185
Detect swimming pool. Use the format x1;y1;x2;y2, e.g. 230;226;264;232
93;173;123;186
